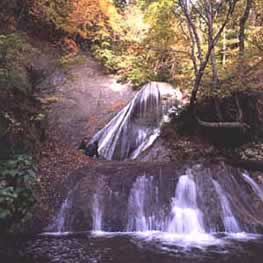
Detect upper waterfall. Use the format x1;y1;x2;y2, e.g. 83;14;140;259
90;82;183;160
90;82;162;160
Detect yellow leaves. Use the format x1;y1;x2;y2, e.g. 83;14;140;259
63;0;123;38
28;0;121;39
122;5;148;43
99;0;123;34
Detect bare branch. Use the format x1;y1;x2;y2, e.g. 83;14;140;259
179;0;203;64
189;0;239;109
189;0;208;25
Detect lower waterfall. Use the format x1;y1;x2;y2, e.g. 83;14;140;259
242;172;263;201
212;180;241;233
168;170;205;234
92;193;103;231
49;162;263;241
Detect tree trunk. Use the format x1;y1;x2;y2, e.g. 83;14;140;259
239;0;252;59
222;28;226;65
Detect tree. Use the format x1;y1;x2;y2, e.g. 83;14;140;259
27;0;119;39
239;0;252;59
177;0;249;130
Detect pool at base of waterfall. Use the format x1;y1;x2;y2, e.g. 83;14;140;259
13;231;263;263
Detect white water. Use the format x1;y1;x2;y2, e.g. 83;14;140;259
168;170;205;234
127;175;151;231
50;171;262;237
242;172;263;201
95;170;221;247
49;170;263;248
48;193;73;233
92;193;103;231
91;82;162;160
212;180;241;233
127;170;206;235
127;175;169;232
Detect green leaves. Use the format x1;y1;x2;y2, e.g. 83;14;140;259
0;154;37;232
0;33;34;95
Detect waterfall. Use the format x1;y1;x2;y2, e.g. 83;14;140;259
48;193;73;233
212;180;241;233
48;163;263;236
127;170;206;234
168;170;205;234
90;82;163;160
88;81;187;160
242;172;263;201
92;193;103;231
127;175;152;231
127;175;168;232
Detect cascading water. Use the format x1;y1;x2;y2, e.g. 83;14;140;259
47;192;73;233
51;164;263;236
92;193;103;231
127;175;169;232
46;81;263;259
168;170;205;234
127;175;153;232
89;81;184;161
242;172;263;201
212;180;241;233
90;82;162;160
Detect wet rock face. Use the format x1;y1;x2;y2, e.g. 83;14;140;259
195;169;224;232
50;161;263;233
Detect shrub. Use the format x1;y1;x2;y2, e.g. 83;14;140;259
0;154;37;232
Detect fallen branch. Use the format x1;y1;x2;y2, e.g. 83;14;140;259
195;112;250;130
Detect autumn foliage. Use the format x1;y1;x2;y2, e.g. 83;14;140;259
27;0;118;38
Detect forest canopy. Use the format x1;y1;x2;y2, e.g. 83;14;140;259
4;0;258;94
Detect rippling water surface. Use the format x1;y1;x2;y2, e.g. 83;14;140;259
5;231;260;263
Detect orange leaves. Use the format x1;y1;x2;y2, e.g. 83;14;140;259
65;0;105;36
28;0;119;38
60;37;79;56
